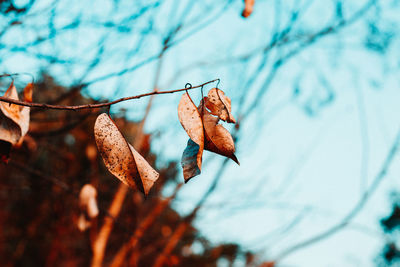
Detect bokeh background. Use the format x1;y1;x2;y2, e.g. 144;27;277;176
1;0;400;266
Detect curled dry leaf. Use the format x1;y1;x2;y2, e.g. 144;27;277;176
77;213;91;232
94;113;139;189
129;143;160;194
94;113;159;195
204;88;236;123
0;82;31;163
0;115;21;145
181;139;201;181
79;184;99;219
202;109;239;165
242;0;255;18
178;93;204;182
1;83;30;134
23;83;34;103
0;82;30;138
78;184;99;231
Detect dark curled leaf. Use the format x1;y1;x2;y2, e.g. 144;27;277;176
181;139;201;182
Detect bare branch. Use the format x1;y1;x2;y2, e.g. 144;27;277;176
0;79;219;110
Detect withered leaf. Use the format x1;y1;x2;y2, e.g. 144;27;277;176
79;184;99;219
0;82;30;134
23;83;34;103
77;213;91;232
0;115;21;145
94;113;139;190
78;184;99;232
94;113;159;195
178;93;204;146
242;0;255;18
178;93;204;181
205;88;236;123
129;144;159;195
181;139;201;182
0;82;31;162
202;109;239;165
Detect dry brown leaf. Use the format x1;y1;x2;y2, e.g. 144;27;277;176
79;184;99;219
181;139;201;182
78;184;98;232
205;88;236;123
94;113;140;190
178;90;239;180
259;262;275;267
178;92;204;146
0;82;31;162
94;113;159;195
0;82;30;137
129;144;159;195
23;83;34;103
77;213;91;232
1;82;20;118
242;0;255;18
0;115;21;145
178;93;204;181
202;109;239;165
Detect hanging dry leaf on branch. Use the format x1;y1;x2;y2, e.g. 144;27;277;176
23;83;34;103
94;113;159;195
178;89;239;182
178;93;204;182
202;108;239;164
77;184;99;232
0;82;32;163
204;88;236;123
242;0;255;18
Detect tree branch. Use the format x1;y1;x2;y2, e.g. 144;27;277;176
0;79;219;110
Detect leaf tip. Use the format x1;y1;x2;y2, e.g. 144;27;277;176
231;154;240;165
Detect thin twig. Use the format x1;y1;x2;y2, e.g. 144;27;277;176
0;79;219;110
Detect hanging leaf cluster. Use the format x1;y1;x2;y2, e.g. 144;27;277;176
0;82;33;163
178;88;239;182
93;87;238;195
0;79;238;197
